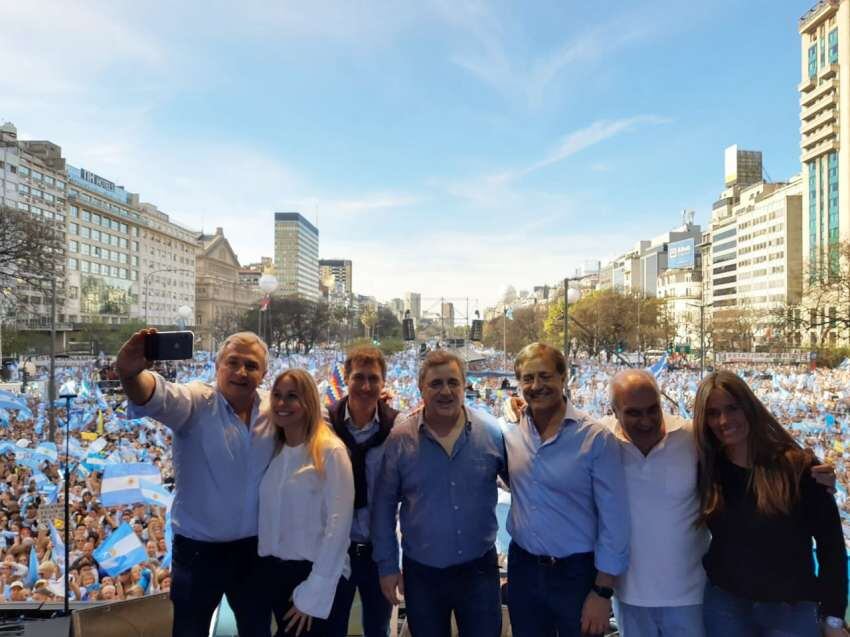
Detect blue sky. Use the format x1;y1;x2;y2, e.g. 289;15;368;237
3;0;812;311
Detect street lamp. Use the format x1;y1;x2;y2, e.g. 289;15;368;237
563;280;581;388
258;274;278;347
176;305;192;331
57;379;77;617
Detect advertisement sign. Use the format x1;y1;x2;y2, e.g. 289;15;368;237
668;237;695;269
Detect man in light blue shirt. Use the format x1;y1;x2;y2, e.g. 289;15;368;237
372;350;507;637
117;329;275;637
504;342;629;637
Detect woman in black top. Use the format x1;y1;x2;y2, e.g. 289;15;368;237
693;370;847;637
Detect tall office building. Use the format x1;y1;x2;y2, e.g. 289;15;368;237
274;212;319;300
319;259;353;296
799;1;846;280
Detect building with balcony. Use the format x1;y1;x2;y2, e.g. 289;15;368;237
274;212;319;300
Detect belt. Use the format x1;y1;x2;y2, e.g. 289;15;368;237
511;541;593;567
349;542;373;558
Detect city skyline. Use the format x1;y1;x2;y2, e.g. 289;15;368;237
2;0;814;306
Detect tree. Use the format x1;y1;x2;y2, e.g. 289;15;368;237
709;306;757;353
242;297;330;354
0;205;65;312
482;305;547;354
360;306;378;339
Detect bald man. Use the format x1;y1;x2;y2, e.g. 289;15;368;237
603;370;836;637
602;369;707;637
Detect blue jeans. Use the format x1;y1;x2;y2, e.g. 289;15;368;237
506;542;600;637
326;544;391;637
171;534;270;637
703;583;820;637
613;598;705;637
402;547;502;637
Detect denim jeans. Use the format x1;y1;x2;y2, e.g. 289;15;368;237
170;534;270;637
326;544;391;637
402;546;502;637
506;542;599;637
613;598;705;637
703;583;820;637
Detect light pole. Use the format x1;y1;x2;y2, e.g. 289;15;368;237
144;268;194;325
258;273;278;348
687;301;712;378
563;278;581;388
58;379;77;616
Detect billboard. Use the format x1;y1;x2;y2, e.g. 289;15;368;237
668;237;695;269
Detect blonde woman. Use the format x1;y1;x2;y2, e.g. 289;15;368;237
693;370;847;637
258;369;354;637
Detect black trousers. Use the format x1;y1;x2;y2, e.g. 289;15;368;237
170;534;270;637
258;555;329;637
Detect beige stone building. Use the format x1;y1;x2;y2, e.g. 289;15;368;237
195;228;259;351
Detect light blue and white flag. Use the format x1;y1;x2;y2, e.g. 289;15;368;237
100;463;162;507
88;437;108;454
646;352;668;379
48;521;65;572
138;480;173;509
93;523;147;577
33;442;58;463
25;545;38;588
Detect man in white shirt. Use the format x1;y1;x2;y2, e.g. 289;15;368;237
602;369;707;637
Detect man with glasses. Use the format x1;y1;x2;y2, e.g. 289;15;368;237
117;329;275;637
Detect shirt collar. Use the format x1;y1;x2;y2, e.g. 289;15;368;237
611;413;680;445
417;406;471;432
344;402;381;428
525;398;581;435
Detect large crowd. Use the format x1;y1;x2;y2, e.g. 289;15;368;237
0;343;846;631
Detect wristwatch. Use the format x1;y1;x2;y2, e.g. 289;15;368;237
591;584;614;599
824;616;844;630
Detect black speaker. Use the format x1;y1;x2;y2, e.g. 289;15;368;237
402;318;416;341
470;319;484;341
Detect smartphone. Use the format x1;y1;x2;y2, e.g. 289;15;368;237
144;331;194;360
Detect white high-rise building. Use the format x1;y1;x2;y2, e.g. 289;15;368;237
274;212;320;300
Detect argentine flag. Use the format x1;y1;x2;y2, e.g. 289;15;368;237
87;437;108;454
34;442;58;463
646;352;668;379
101;463;161;506
93;523;147;577
139;480;173;509
48;521;65;572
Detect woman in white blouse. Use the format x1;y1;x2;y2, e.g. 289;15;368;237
258;369;355;637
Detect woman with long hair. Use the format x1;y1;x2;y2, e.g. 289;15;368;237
258;369;354;637
693;370;847;637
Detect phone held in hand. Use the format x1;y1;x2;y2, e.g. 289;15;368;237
144;331;194;361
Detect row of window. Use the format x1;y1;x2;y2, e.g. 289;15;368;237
68;240;138;265
17;183;65;207
67;222;134;249
69;206;133;234
67;187;141;222
18;165;65;190
68;258;137;280
16;201;66;223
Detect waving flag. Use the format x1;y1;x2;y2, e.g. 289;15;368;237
101;463;161;506
139;480;174;509
48;521;65;572
33;442;58;463
646;353;668;379
25;545;38;588
93;523;147;577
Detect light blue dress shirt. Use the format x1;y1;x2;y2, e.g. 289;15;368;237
128;373;276;542
504;402;630;575
343;405;384;543
371;406;507;576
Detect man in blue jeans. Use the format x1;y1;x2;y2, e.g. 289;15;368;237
117;329;275;637
372;350;508;637
326;346;397;637
504;342;629;637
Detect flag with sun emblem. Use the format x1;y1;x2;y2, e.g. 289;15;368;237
93;523;147;577
100;463;162;507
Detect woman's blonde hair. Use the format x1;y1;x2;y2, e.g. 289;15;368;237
693;370;812;522
268;368;335;475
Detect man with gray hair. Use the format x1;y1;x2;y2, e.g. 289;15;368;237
117;328;275;637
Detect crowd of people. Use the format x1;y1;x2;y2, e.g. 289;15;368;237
0;335;846;637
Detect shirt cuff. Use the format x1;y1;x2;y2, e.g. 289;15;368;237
594;549;629;577
376;557;400;578
292;572;340;620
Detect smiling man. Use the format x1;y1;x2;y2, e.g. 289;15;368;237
371;350;507;637
325;346;398;637
504;342;629;637
117;329;275;637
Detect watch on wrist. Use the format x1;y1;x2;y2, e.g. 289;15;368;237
824;616;844;629
591;584;614;599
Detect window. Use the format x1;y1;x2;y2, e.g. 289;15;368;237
80;260;90;273
81;210;91;222
17;183;29;194
69;240;78;252
809;44;818;78
120;238;128;248
69;223;78;234
80;227;90;239
120;223;128;234
68;258;78;271
120;268;128;279
92;213;101;225
92;229;101;242
80;243;90;256
18;165;29;177
69;206;78;217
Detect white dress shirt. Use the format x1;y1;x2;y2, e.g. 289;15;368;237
601;414;709;606
258;437;354;619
